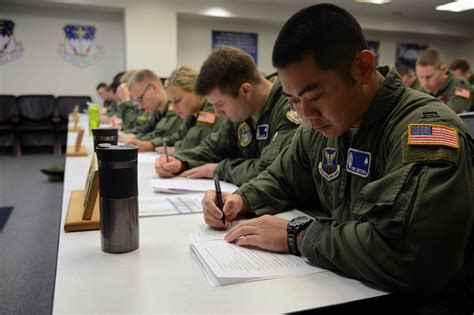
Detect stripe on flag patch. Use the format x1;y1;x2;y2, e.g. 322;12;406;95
197;111;216;124
408;124;459;149
454;87;471;99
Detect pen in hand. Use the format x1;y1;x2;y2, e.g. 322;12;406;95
214;175;225;224
163;139;169;162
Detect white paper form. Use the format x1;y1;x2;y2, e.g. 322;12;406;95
188;231;226;242
189;232;326;286
151;177;238;194
139;195;202;217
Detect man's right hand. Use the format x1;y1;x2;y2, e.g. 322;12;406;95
201;191;248;229
155;155;183;178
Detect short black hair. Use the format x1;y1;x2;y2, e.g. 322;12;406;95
96;82;109;90
109;71;125;93
450;58;471;73
272;4;368;84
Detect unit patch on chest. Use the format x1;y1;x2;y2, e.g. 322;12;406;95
238;121;252;147
318;148;340;181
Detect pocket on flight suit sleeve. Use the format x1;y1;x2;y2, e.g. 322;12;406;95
352;163;424;240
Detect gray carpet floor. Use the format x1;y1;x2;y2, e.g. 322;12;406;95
0;152;64;314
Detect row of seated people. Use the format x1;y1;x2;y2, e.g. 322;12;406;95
82;12;474;311
399;50;473;112
0;95;91;156
98;51;302;186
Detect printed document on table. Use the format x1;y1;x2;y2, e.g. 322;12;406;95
139;195;202;217
151;177;238;194
188;231;326;286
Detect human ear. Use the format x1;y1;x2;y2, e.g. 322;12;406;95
352;50;375;85
440;64;448;75
239;83;253;99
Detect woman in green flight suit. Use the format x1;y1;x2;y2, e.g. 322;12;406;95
156;66;223;154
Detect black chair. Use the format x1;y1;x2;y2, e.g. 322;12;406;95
55;96;92;151
56;96;91;115
17;95;58;154
0;95;20;156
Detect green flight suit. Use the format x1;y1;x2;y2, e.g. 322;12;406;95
117;101;136;131
171;75;301;186
164;102;224;151
105;101;119;117
420;71;471;113
236;66;474;296
118;102;150;133
136;101;183;148
410;77;421;91
103;99;114;110
468;74;474;111
134;100;168;136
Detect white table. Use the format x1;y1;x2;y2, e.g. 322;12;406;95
53;115;387;313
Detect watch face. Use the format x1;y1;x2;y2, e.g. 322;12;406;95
291;216;311;227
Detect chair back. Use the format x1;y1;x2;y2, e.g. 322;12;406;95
17;95;55;121
0;95;17;123
55;96;92;120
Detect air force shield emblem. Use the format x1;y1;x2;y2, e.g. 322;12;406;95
58;24;104;69
318;148;340;181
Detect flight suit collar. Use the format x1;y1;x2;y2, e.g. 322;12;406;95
255;73;281;124
432;70;454;98
359;65;405;128
160;99;171;115
192;101;208;118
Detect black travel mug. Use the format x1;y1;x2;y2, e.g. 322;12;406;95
96;144;139;254
92;128;118;152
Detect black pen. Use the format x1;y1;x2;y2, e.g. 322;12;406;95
214;175;225;224
163;139;169;162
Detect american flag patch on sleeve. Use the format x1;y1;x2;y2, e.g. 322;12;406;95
408;124;459;149
197;111;216;124
454;87;471;99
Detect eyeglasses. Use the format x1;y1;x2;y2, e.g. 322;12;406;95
133;83;152;104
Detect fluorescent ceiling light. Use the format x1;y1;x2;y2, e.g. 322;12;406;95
202;7;233;17
355;0;392;4
436;0;474;12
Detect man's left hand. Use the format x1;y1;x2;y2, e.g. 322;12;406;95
224;215;289;253
181;163;218;179
128;139;154;152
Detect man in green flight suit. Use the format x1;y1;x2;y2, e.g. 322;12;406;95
155;46;302;186
398;66;421;90
416;49;471;113
122;69;182;152
202;4;473;312
450;57;474;111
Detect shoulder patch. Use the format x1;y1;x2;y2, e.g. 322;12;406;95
402;139;459;165
454;87;471;99
237;122;252;147
407;124;459;149
137;114;148;123
286;108;303;124
197;111;216;124
420;111;440;119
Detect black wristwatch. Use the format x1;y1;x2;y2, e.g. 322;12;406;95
287;216;314;256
